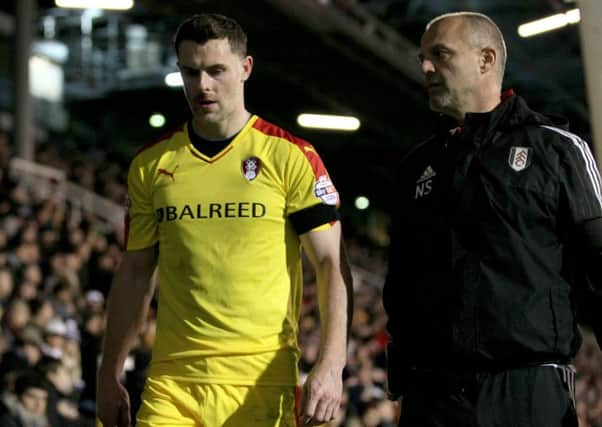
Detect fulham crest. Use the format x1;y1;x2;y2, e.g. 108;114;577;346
242;157;261;181
508;147;531;172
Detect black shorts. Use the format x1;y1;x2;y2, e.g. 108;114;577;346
398;365;577;427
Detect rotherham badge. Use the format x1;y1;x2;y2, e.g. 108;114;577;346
508;146;531;172
242;157;261;181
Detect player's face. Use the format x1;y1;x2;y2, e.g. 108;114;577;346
419;18;482;120
178;38;252;129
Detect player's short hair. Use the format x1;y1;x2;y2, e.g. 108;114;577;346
174;13;247;57
426;11;507;78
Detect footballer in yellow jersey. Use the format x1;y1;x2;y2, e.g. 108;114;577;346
125;115;339;385
98;13;350;427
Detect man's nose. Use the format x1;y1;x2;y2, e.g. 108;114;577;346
421;58;435;75
197;71;211;91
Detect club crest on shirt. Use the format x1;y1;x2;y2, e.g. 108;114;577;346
242;157;261;181
508;146;531;172
314;175;339;205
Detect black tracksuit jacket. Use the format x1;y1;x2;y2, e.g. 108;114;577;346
383;93;602;395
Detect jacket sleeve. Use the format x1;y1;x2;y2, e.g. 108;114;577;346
558;133;602;224
577;217;602;349
557;132;602;348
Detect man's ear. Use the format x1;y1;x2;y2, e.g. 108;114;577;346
480;47;497;74
242;55;254;82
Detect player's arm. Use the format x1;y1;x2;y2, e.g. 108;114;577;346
299;221;351;425
339;234;354;337
97;245;158;427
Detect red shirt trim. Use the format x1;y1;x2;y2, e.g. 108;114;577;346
134;125;182;157
252;118;327;179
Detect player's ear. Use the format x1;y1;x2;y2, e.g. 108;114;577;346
241;55;253;82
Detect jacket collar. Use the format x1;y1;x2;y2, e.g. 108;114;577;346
436;89;569;139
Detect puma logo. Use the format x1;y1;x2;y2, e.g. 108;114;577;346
303;146;315;153
157;166;178;181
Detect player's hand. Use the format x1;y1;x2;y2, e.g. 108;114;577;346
300;362;343;425
97;373;131;427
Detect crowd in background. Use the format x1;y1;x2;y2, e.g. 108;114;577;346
0;133;600;426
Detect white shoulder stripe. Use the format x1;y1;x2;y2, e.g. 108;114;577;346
540;125;602;207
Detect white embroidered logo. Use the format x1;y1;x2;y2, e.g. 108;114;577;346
415;166;436;199
241;157;261;181
508;147;531;172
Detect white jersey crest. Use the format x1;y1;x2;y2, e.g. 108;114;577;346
508;146;531;172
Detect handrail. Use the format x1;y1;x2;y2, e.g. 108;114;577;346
9;157;124;227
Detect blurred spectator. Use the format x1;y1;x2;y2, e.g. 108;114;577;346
86;243;118;298
83;290;104;315
49;283;77;320
360;400;397;427
0;326;43;390
36;357;91;427
21;264;42;288
79;310;105;413
2;298;31;348
62;318;84;394
124;317;156;422
575;330;602;427
347;364;386;416
0;268;15;306
0;369;50;427
28;300;54;332
41;318;67;360
0;229;8;251
0;131;12;169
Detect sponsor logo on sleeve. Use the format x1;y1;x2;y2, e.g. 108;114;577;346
314;175;339;205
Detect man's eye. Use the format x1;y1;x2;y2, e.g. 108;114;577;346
208;67;225;76
434;49;449;59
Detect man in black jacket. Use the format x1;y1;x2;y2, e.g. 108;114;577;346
383;11;602;427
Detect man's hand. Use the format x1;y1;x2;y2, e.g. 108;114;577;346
300;362;343;425
97;375;131;427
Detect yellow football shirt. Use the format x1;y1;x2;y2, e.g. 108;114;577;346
125;115;339;385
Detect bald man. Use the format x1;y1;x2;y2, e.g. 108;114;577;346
383;11;601;426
